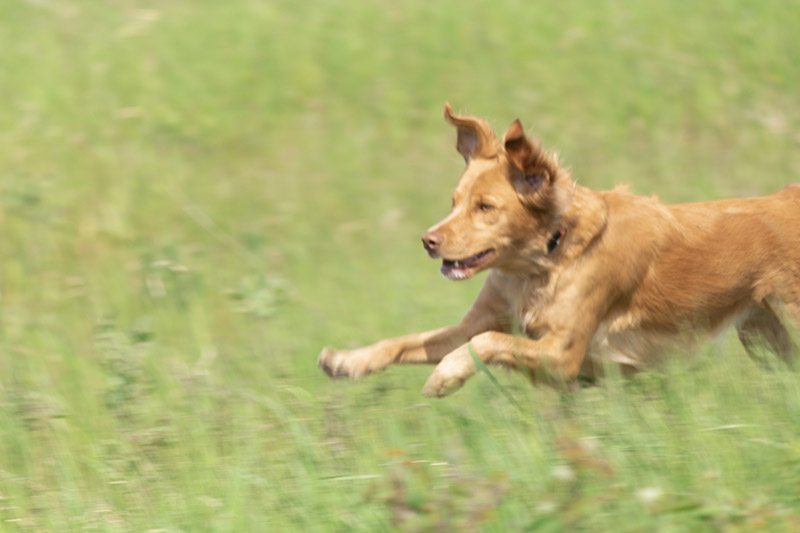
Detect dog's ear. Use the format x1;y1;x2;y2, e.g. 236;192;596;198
444;103;497;162
503;119;564;210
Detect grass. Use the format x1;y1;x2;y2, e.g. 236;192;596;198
1;0;800;530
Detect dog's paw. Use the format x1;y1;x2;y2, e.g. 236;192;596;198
422;354;475;398
317;346;382;379
421;371;466;398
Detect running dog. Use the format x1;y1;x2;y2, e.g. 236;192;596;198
319;104;800;397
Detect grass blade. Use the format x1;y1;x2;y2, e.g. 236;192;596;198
468;342;523;412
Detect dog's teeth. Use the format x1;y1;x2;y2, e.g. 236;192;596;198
454;261;461;268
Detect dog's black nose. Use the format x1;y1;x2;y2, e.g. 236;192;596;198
422;232;443;252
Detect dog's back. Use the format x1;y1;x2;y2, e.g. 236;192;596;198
593;187;800;370
665;188;800;312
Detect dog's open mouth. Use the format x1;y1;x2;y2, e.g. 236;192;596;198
440;249;496;280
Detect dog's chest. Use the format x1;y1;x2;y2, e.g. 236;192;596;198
502;276;556;336
497;272;695;368
505;277;684;368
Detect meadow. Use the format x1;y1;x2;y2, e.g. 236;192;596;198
2;0;800;530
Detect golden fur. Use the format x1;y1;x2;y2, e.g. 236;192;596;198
319;104;800;397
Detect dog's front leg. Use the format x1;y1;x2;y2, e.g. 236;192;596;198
318;325;472;379
318;310;509;379
319;279;511;379
421;330;588;398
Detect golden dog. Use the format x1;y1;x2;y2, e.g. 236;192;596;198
319;103;800;397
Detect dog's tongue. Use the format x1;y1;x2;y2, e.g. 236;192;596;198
441;259;468;279
449;254;476;269
443;250;486;271
440;250;495;279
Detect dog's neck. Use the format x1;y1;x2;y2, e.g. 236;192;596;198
557;183;608;259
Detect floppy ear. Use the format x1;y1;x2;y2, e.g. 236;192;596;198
443;102;497;162
502;119;564;210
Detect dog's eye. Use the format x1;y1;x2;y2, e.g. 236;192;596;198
478;203;494;212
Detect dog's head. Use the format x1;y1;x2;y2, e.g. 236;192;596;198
422;103;570;280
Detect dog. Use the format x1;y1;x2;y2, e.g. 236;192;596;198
318;103;800;397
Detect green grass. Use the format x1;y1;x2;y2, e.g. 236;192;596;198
2;0;800;530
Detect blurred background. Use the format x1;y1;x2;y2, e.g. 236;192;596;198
2;0;800;530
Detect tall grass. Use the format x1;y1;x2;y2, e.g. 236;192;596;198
1;0;800;530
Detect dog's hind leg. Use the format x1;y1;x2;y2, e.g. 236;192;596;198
736;303;794;367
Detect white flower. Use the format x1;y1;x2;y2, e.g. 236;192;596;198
551;464;576;482
636;486;663;504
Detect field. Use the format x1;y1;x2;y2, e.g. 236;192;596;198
2;0;800;530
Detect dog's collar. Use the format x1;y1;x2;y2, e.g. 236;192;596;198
547;226;567;254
